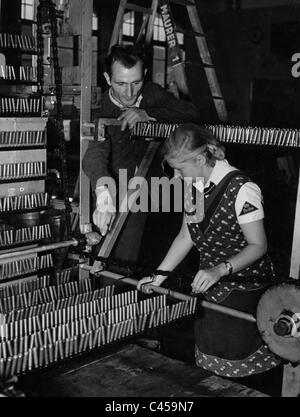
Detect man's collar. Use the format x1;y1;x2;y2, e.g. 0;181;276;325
108;88;143;109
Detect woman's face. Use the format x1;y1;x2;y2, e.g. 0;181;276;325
166;156;204;184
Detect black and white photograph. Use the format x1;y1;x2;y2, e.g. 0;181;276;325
0;0;299;400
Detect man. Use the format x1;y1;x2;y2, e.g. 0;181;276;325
82;44;200;263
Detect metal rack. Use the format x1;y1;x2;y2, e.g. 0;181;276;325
0;30;52;285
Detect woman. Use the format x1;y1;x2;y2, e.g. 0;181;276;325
138;123;280;378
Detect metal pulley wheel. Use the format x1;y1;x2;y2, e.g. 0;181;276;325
256;283;300;363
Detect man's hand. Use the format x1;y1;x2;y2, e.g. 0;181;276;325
191;264;227;294
118;108;156;131
93;186;116;236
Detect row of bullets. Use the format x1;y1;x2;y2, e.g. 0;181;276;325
0;274;111;313
0;286;129;322
0;33;37;51
0;254;53;281
0;275;52;299
1;298;142;339
0;269;74;300
130;122;300;148
0;296;197;377
54;269;73;286
0;320;140;378
0;65;37;82
0;97;42;115
149;298;197;329
0;291;195;339
0;286;116;317
0;311;148;351
0;224;51;248
0;293;196;342
0;130;45;148
206;124;300;148
0;161;46;180
131;122;178;140
1;296;119;328
1;284;112;315
0;192;49;213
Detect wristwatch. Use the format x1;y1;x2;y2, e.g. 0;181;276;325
224;261;233;275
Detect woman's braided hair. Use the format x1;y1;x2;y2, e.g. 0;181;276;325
162;123;225;167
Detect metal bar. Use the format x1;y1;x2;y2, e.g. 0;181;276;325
97;118;123;127
0;239;78;261
82;119;122;135
99;269;189;301
98;270;257;323
79;0;93;235
200;299;256;323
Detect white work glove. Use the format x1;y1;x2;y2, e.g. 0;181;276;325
93;186;116;236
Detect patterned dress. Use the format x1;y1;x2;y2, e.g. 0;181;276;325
184;173;281;377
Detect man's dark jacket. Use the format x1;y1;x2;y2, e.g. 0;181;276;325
82;81;200;191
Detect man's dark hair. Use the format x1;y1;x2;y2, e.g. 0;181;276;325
104;44;148;76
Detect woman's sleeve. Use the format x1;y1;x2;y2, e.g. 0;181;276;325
235;182;265;225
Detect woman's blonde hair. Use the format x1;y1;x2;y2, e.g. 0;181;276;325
162;123;225;166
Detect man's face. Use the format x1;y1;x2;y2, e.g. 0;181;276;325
104;61;145;107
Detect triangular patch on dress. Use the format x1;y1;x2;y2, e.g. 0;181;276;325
239;201;258;216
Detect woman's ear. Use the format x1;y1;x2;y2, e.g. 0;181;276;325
104;72;111;86
196;154;207;166
207;144;225;160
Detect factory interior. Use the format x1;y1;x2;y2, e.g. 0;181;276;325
0;0;300;399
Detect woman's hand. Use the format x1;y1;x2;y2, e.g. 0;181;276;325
191;264;226;294
137;275;166;294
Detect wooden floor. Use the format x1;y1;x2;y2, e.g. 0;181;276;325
18;343;269;397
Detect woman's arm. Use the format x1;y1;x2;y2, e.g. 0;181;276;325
191;219;268;293
137;218;194;290
227;219;268;273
